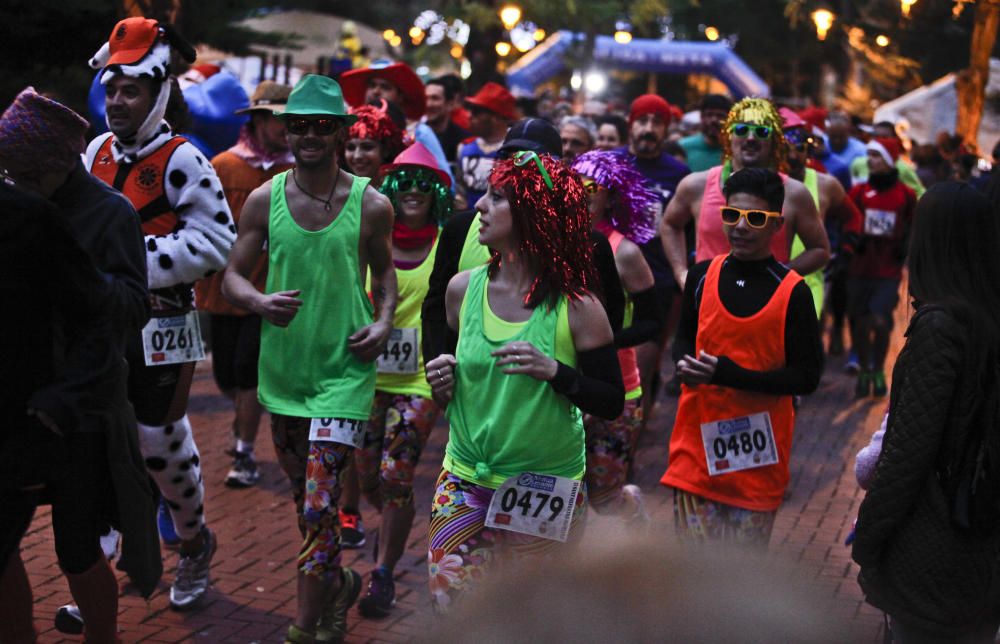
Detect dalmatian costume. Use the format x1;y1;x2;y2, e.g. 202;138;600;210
85;19;234;544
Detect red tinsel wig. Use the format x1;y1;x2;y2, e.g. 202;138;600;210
345;102;406;162
488;152;596;309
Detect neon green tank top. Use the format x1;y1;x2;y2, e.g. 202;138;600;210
789;168;824;319
444;266;585;488
258;171;376;420
457;212;491;272
374;234;439;398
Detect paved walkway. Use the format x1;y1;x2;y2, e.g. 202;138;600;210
22;316;905;642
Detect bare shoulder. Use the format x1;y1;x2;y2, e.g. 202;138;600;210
817;171;846;199
678;169;710;195
446;269;473;301
567;292;607;322
240;180;274;228
783;175;811;198
362;183;393;215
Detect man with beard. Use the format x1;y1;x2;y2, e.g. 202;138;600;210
194;81;295;488
680;94;732;172
456;82;517;208
781;108;862;319
223;75;396;643
618;94;690;416
661;98;829;293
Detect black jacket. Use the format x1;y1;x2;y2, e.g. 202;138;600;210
49;163;162;599
852;306;1000;635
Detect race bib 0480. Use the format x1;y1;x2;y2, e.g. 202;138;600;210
485;473;580;542
700;411;779;476
308;417;366;448
141;311;205;366
376;327;419;374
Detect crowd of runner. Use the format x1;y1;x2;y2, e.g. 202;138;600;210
2;15;1000;644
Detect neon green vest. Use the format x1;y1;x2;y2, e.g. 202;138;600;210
374;234;439;398
258;172;376;420
789;168;824;318
444;266;584;488
458;212;491;272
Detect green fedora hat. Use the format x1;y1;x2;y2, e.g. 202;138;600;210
280;74;358;124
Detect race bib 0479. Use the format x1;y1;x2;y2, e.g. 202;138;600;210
141;311;205;366
485;473;580;542
700;411;779;476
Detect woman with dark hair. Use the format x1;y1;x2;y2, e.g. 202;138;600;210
424;152;624;611
594;114;628;151
852;181;1000;643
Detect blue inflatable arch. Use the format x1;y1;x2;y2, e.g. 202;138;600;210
507;31;769;99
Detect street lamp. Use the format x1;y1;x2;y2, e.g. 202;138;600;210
876;34;890;47
382;29;396;41
499;4;522;30
811;7;835;41
495;41;512;57
614;19;633;44
704;26;720;41
900;0;917;17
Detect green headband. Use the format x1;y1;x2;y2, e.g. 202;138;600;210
513;150;554;190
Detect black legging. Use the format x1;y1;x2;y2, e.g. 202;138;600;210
0;432;109;575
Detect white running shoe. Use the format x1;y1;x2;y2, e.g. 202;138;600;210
169;528;217;610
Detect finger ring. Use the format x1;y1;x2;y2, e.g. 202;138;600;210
436;369;442;378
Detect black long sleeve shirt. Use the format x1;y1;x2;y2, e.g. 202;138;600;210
673;255;823;396
422;209;625;362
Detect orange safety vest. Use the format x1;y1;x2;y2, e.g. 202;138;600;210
660;255;800;512
89;135;187;236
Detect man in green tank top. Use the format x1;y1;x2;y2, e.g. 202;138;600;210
223;75;397;644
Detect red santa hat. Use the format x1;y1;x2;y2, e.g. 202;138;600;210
867;137;901;166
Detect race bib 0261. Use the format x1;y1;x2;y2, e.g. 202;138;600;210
141;311;205;366
308;417;366;448
700;411;779;476
485;473;580;542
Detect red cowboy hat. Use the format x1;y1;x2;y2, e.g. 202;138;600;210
378;141;451;188
464;82;517;121
340;62;426;120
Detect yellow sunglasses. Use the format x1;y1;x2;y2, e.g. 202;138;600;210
720;206;782;229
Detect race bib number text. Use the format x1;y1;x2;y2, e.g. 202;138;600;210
141;311;205;366
700;411;779;476
485;472;579;542
308;417;366;448
864;209;897;237
377;327;419;374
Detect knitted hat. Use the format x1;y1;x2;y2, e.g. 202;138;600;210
628;94;674;125
867;137;901;166
0;87;90;178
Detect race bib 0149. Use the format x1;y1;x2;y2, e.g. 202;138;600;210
485;473;580;542
376;327;419;374
308;417;366;448
141;311;205;366
700;411;779;476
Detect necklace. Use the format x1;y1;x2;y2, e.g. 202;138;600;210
292;169;340;212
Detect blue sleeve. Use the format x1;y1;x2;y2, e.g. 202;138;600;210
414;123;456;190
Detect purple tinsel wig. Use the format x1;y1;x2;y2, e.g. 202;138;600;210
571;150;658;244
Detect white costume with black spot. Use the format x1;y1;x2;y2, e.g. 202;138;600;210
86;127;233;540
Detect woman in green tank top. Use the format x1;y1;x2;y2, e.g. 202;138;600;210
423;152;625;612
353;143;454;617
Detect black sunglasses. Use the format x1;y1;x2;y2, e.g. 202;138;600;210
286;117;340;136
397;177;435;193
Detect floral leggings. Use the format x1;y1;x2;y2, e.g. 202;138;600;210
583;397;643;511
270;414;353;580
356;391;439;510
672;489;777;550
427;470;587;613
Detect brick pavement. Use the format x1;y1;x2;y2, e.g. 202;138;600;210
21;316;906;643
